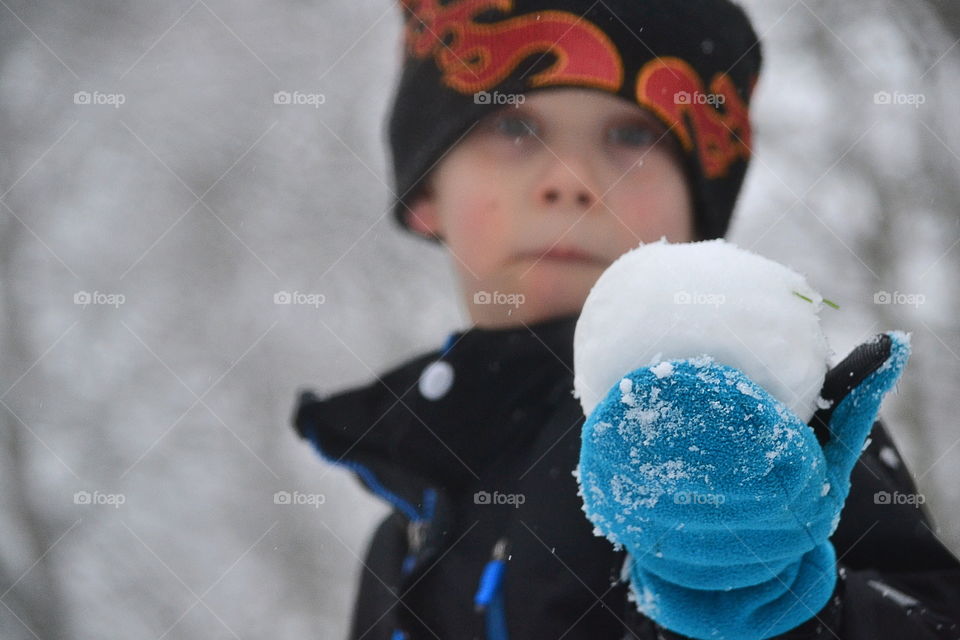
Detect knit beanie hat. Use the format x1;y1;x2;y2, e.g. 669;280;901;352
387;0;763;241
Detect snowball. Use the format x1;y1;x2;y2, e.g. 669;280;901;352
573;239;831;422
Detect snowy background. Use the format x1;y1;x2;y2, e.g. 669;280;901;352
1;1;958;638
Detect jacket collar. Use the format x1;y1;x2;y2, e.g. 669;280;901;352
292;313;579;517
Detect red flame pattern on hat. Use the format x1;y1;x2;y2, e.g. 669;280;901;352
402;0;623;94
635;57;755;178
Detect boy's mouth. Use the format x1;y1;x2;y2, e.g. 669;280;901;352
521;246;608;266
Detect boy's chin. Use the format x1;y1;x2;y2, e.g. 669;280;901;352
519;258;607;289
464;261;607;327
470;298;585;328
511;256;609;287
512;272;600;322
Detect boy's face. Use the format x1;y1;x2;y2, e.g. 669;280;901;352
406;88;695;328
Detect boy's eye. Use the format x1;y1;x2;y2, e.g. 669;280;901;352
607;124;657;148
495;115;539;139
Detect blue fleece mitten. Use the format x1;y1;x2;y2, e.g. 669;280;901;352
577;332;910;640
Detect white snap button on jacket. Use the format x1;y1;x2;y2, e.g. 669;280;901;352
878;446;901;469
419;360;454;400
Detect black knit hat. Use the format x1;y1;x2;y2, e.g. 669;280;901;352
387;0;763;241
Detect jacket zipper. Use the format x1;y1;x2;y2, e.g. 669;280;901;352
474;537;510;640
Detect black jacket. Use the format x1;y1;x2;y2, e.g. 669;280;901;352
293;314;960;640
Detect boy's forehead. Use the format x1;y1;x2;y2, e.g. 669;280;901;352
523;87;639;109
493;87;666;126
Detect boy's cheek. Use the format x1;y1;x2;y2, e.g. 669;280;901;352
447;197;513;271
601;155;694;243
614;189;694;244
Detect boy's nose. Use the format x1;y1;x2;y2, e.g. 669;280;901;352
535;149;599;211
541;186;593;209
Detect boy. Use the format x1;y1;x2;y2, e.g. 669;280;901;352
294;0;960;638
